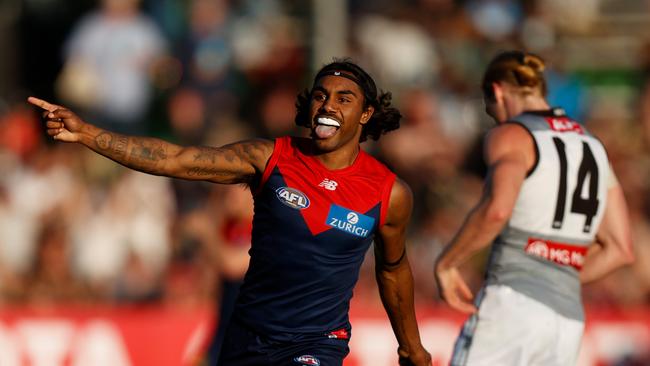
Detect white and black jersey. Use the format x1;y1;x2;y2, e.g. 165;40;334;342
485;108;610;321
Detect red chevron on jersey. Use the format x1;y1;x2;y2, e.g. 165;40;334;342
238;136;396;337
259;136;395;236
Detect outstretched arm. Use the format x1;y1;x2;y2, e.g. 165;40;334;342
434;124;533;313
375;178;431;366
580;182;635;283
29;97;273;185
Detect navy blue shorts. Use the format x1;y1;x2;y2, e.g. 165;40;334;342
217;319;350;366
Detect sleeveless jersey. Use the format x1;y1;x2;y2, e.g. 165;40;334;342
485;109;610;321
233;136;396;339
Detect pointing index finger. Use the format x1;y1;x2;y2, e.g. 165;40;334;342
27;96;60;112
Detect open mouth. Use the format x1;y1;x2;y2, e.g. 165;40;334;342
314;117;341;139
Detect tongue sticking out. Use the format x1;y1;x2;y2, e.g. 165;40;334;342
315;125;338;139
314;117;340;139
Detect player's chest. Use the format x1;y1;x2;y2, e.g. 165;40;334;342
264;166;383;238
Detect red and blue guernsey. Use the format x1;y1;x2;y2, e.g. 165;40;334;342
233;136;396;340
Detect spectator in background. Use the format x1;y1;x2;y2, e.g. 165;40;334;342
196;185;254;365
378;88;457;189
178;0;232;93
639;40;650;151
465;0;522;42
0;105;79;296
25;217;87;304
49;0;178;301
56;0;167;135
258;82;302;137
545;62;588;122
72;169;174;301
0;102;42;162
354;14;438;88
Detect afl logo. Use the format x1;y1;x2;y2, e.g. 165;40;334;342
347;212;359;224
276;187;310;209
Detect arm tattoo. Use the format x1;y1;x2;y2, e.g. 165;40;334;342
187;167;222;177
125;141;168;172
114;136;128;158
91;135;272;181
187;141;272;183
192;149;218;163
242;143;259;163
188;146;249;182
229;141;271;175
94;133;111;150
93;132;171;174
130;141;167;162
94;132;128;159
193;146;249;168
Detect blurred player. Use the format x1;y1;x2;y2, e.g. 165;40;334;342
30;59;431;365
434;51;635;365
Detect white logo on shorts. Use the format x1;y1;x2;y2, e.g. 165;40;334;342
294;355;320;365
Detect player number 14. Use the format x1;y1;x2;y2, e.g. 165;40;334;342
551;137;600;233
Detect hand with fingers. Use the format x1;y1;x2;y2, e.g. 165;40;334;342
434;265;477;314
27;96;86;143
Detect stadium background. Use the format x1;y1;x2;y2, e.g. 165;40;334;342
0;0;649;364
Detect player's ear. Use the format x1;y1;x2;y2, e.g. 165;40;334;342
492;82;506;104
360;105;374;125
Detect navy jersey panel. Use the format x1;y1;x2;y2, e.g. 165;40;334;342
234;136;395;339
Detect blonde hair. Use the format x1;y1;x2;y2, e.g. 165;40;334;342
482;51;547;101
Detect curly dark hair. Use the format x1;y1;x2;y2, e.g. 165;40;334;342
294;59;402;142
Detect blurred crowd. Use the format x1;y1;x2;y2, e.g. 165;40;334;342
0;0;649;315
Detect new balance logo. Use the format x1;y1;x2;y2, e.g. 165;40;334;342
318;179;338;191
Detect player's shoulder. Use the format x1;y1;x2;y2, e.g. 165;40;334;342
484;123;536;165
358;148;395;176
239;137;276;155
485;122;534;148
263;135;299;158
382;176;413;226
390;177;412;203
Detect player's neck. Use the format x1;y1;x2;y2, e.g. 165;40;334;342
520;97;550;114
313;143;361;170
505;96;550;120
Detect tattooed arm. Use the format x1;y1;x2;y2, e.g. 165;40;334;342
28;97;273;184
